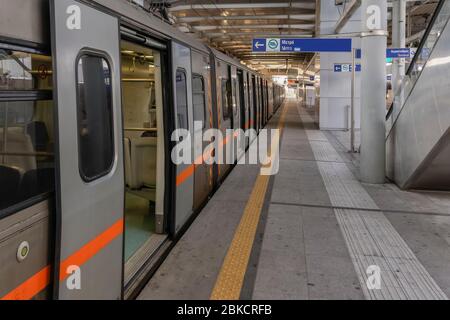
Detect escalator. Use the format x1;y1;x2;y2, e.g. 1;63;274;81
386;0;450;190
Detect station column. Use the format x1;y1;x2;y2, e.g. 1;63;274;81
392;0;406;103
360;0;388;184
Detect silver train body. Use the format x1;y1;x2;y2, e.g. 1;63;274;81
0;0;284;300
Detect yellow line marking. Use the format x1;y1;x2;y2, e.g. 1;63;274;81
210;105;288;300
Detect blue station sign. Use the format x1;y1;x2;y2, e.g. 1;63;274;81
252;38;353;53
334;64;362;73
355;48;416;59
386;48;411;59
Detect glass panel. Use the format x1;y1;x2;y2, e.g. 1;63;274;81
192;75;206;129
221;79;231;120
176;69;189;130
247;75;252;116
0;50;53;91
389;0;450;128
76;54;114;182
0;100;55;211
232;78;238;116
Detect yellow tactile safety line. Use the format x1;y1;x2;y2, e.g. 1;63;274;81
210;104;288;300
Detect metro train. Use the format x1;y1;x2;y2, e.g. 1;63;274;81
0;0;285;300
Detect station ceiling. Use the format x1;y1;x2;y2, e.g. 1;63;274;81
135;0;440;75
165;0;318;74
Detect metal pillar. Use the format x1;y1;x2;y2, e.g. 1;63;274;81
360;0;387;184
392;0;406;96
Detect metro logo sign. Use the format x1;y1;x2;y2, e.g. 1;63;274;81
267;39;280;52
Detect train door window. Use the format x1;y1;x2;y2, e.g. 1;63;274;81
221;79;231;120
121;40;167;271
259;79;264;126
76;54;114;182
192;74;206;128
237;71;246;130
176;69;189;130
266;84;269;119
0;50;54;215
252;76;257;130
232;78;238;116
247;74;251;127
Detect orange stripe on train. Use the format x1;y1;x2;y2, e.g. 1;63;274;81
59;218;124;281
1;266;51;300
176;132;235;186
1;219;124;300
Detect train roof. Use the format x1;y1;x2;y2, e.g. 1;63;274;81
92;0;210;54
208;48;250;74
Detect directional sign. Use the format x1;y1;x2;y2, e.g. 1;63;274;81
252;38;352;53
334;64;361;73
356;48;417;59
253;39;266;52
387;48;411;59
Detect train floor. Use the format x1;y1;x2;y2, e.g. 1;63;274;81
138;99;450;300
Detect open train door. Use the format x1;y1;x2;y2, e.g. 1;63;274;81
50;0;124;299
171;42;194;234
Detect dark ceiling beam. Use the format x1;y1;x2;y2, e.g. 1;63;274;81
173;14;316;23
208;32;313;41
169;2;316;11
192;24;315;31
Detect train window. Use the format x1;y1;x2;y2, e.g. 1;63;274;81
0;100;55;212
221;79;231;120
0;48;55;214
232;79;238;116
176;69;189;130
247;74;251;115
0;50;53;91
192;74;206;129
76;54;114;182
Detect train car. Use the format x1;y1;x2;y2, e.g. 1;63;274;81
0;0;285;300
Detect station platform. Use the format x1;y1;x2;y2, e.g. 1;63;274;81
138;99;450;300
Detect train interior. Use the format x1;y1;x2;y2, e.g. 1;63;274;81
120;40;167;278
0;50;54;212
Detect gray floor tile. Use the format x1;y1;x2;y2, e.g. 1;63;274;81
305;254;358;279
253;268;309;300
307;273;364;300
